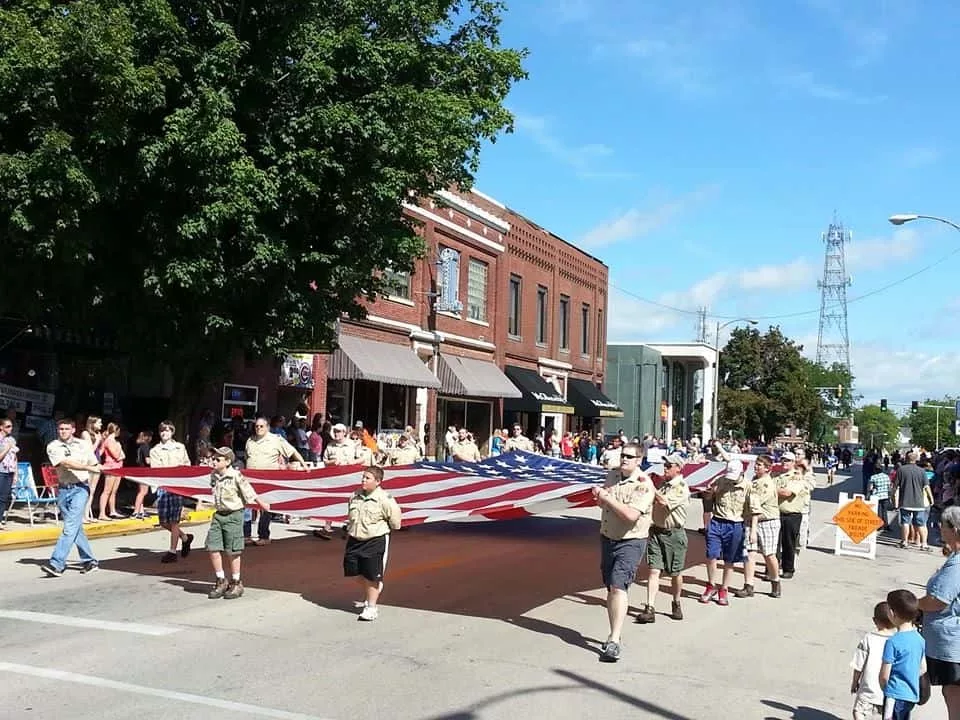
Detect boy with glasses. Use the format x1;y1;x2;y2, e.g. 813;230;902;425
594;442;654;662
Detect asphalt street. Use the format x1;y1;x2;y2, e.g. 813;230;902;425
0;466;950;720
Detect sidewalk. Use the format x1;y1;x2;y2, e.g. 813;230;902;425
0;509;214;549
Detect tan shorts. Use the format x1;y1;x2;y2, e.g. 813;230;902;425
853;693;881;720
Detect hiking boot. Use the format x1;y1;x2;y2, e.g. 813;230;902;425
207;578;229;599
732;584;754;598
771;581;782;598
634;604;656;624
223;580;244;599
715;587;730;606
699;584;717;604
161;552;177;564
599;641;621;663
671;601;683;621
180;534;194;558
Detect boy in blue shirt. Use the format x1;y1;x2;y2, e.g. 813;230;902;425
880;589;927;720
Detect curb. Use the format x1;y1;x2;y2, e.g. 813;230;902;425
0;509;215;550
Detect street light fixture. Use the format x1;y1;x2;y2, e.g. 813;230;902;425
712;318;758;440
888;214;960;232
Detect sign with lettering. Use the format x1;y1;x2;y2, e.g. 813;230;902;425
434;248;463;314
833;493;884;560
0;382;55;418
280;354;314;390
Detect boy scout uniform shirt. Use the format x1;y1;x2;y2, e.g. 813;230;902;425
210;468;258;512
346;486;402;540
711;476;750;522
47;437;99;486
451;440;481;462
600;469;655;540
651;476;690;530
749;474;780;520
390;444;420;466
149;441;190;468
323;441;359;466
505;435;535;452
800;471;816;512
777;470;811;514
246;433;296;470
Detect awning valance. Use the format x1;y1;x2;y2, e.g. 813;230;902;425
503;365;575;415
436;354;522;398
567;378;624;418
328;334;441;389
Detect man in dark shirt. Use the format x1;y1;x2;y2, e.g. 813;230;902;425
894;451;933;550
862;451;876;496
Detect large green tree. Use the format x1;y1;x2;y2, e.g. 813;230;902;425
0;1;526;417
854;404;900;450
905;398;958;450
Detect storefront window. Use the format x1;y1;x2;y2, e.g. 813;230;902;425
352;380;380;431
380;384;408;430
325;379;351;426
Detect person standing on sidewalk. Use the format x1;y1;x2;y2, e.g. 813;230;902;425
245;415;306;545
635;453;690;624
42;418;100;576
594;442;654;662
0;417;19;527
149;421;194;563
777;451;810;579
734;454;781;599
894;451;934;551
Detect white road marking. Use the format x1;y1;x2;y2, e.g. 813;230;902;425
0;663;334;720
809;522;835;544
0;610;179;636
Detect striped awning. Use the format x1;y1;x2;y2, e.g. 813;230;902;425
436;354;522;398
328;334;440;389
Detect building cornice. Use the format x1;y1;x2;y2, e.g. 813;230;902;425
435;190;511;233
403;202;506;254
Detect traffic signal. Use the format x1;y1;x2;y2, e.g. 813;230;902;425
837;384;844;398
911;401;919;413
880;398;887;412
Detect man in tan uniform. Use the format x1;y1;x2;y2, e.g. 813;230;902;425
245;415;306;546
450;428;481;462
777;451;810;579
734;454;781;599
504;424;534;453
389;434;421;466
594;442;655;662
636;453;690;623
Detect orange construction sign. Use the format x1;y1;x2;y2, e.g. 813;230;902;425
833;497;884;545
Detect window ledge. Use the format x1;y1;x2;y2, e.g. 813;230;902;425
581;353;591;360
508;333;522;342
559;348;570;354
385;295;415;307
438;310;462;320
466;317;490;327
536;342;547;348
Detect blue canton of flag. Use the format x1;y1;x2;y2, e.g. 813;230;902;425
416;450;608;484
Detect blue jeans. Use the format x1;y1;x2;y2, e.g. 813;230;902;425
243;509;272;540
884;697;915;720
0;471;13;521
49;484;96;571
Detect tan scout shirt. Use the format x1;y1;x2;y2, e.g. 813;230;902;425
777;469;811;514
710;475;750;522
346;486;402;540
749;473;780;520
47;437;99;486
504;435;535;453
148;440;190;468
600;469;655;541
323;440;360;466
210;467;258;512
800;471;816;513
390;445;420;466
246;433;296;470
652;476;690;530
451;440;481;462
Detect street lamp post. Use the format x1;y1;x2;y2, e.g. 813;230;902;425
889;214;960;233
712;318;758;440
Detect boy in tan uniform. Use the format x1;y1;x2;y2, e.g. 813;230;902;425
699;458;750;607
149;421;194;564
636;453;690;623
344;466;402;621
734;454;782;599
206;447;270;599
593;442;655;662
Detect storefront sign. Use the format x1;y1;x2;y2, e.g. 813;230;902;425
531;390;566;403
590;399;621;410
280;354;314;390
0;382;55;417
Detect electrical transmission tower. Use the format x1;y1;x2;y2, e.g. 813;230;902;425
695;307;708;344
815;218;852;376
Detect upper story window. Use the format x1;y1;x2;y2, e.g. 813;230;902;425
597;308;603;356
559;295;570;350
536;286;548;345
508;275;522;337
466;259;488;322
383;268;412;300
581;303;590;355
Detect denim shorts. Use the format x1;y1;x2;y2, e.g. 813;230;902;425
899;509;928;527
706;518;744;563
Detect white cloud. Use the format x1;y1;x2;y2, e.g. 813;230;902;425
845;228;920;274
579;185;719;249
738;259;819;292
511;112;631;179
852;344;960;405
769;69;886;104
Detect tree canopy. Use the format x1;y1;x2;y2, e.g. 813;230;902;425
905;398;958;450
0;0;526;411
853;404;901;451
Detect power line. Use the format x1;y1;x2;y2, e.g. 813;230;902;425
609;240;960;322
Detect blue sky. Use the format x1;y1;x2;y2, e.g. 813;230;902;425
472;0;960;407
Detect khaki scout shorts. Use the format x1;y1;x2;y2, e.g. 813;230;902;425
205;510;244;554
646;526;688;575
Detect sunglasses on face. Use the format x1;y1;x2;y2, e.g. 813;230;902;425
621;454;638;460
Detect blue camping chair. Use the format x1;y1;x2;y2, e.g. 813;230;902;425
10;462;59;526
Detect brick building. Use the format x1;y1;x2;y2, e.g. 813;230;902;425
213;187;618;457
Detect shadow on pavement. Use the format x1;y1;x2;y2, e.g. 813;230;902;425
762;698;842;719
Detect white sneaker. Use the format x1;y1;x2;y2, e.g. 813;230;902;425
353;600;368;609
358;605;379;621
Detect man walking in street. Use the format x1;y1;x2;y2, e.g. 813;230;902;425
246;415;307;545
777;451;810;579
594;442;654;662
635;453;690;623
42;419;100;576
734;454;781;599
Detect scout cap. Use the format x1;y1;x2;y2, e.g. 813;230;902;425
332;423;347;432
212;446;235;464
781;451;796;461
354;420;364;429
663;453;686;468
724;459;742;480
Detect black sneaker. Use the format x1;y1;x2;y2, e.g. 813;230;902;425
82;562;98;574
181;534;194;558
41;564;63;578
780;571;794;579
161;552;178;564
599;641;621;663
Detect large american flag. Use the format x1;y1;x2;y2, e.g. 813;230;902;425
120;451;755;526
